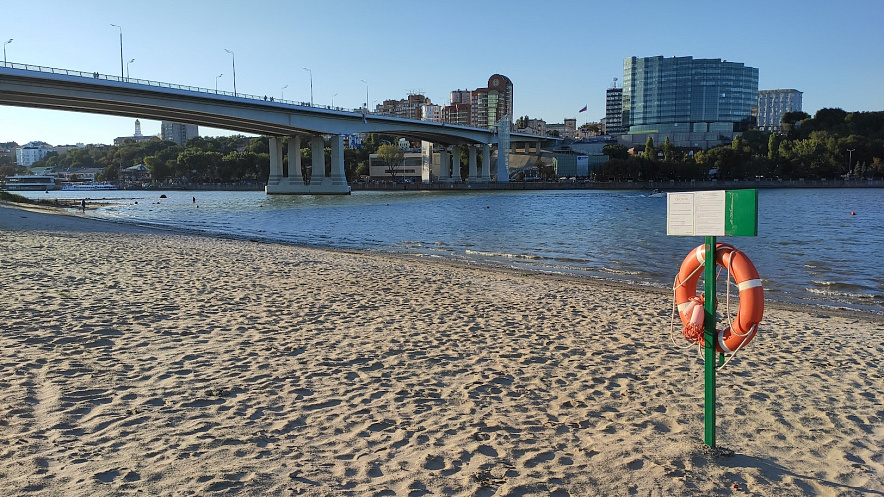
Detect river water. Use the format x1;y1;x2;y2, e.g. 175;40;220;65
22;187;884;313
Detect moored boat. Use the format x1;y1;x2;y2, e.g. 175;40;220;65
1;175;59;191
61;183;117;191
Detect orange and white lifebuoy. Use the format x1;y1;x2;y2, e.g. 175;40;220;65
674;243;764;353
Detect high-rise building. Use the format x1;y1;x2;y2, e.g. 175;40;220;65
757;89;802;131
621;56;758;144
605;80;626;134
161;121;199;146
472;74;513;130
420;103;443;122
442;75;513;129
375;94;432;120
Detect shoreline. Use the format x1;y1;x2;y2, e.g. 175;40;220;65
4;201;882;323
1;201;882;495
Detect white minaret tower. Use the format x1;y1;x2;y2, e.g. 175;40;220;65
134;119;143;137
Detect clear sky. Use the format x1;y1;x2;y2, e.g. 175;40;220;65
1;0;883;146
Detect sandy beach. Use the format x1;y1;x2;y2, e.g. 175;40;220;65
1;203;882;496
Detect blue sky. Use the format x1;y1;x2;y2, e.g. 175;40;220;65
2;0;883;146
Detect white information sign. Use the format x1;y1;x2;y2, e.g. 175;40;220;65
667;193;695;236
667;191;726;236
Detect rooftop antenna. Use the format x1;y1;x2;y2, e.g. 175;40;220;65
612;77;619;88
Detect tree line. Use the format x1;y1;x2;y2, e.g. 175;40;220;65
10;134;405;185
5;108;883;184
599;109;884;181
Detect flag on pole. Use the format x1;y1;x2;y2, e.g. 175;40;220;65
578;105;588;113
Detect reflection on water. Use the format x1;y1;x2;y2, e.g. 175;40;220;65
22;187;884;312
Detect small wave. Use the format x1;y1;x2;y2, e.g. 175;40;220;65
464;249;545;260
804;286;882;301
548;256;591;264
809;280;872;292
599;266;644;276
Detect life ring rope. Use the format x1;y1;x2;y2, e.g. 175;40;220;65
670;243;764;369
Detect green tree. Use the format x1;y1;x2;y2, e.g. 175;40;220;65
376;143;404;181
642;136;655;161
662;137;676;162
602;143;629;161
768;133;780;161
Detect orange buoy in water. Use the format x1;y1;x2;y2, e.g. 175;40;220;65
674;243;764;353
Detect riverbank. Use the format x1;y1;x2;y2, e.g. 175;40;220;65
1;204;882;496
351;178;884;192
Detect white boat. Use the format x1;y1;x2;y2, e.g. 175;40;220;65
61;183;117;191
1;175;59;191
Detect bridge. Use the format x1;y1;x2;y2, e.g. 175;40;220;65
0;62;552;194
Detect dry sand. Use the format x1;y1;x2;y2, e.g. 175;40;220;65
1;203;882;496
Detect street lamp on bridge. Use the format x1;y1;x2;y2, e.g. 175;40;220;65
215;73;223;93
3;39;12;67
281;84;288;100
126;58;135;81
224;48;237;96
360;79;369;112
110;24;124;80
303;67;313;106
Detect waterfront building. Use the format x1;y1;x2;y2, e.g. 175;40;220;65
620;55;759;148
757;89;802;131
15;141;52;166
161;121;199;146
56;167;102;184
120;163;151;184
367;152;424;181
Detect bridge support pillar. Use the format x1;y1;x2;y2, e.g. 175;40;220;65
326;134;347;188
311;135;326;184
480;144;491;182
449;146;460;182
268;136;283;185
421;141;433;183
439;148;450;181
496;118;511;182
287;135;304;186
265;134;349;195
467;145;478;182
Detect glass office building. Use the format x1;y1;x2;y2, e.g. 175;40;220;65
622;56;759;135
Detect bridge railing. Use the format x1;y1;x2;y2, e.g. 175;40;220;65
1;60;365;114
2;61;536;136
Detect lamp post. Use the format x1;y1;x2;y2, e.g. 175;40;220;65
224;48;236;96
303;67;313;106
331;93;338;107
215;73;223;93
281;84;287;100
847;148;855;179
360;79;369;111
3;39;11;67
110;24;123;80
126;58;134;81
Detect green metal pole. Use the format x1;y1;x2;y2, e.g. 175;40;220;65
704;236;717;447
